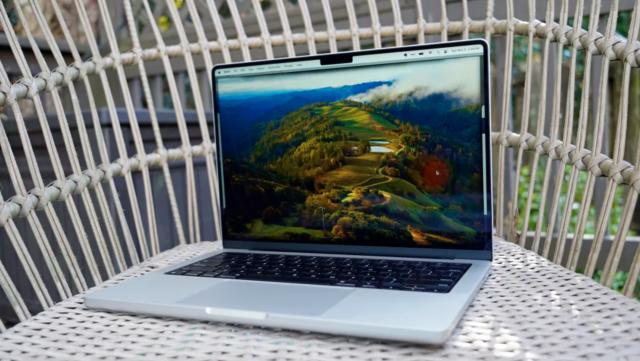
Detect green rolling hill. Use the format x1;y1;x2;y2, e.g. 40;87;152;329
240;99;476;245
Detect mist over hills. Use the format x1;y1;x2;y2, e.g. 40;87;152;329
218;81;390;157
349;85;482;141
217;75;487;248
219;79;483;158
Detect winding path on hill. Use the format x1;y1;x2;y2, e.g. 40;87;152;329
356;167;392;188
355;140;406;189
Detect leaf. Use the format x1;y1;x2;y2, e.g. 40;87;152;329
158;15;170;32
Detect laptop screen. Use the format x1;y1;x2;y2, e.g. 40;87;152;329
213;42;491;252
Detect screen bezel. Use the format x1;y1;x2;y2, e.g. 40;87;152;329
212;39;492;261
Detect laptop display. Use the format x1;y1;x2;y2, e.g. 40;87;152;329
213;43;491;251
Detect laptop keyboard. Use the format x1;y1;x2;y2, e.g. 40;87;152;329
166;252;470;293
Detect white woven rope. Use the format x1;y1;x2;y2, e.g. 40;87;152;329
2;241;640;360
321;0;338;53
124;0;185;248
12;0;118;282
589;1;639;280
507;0;535;245
139;0;201;247
484;0;494;40
97;0;162;257
226;0;251;61
0;1;104;290
519;1;554;249
49;0;140;268
2;217;52;311
390;0;403;46
6;1;93;298
278;0;297;56
461;0;470;40
252;0;275;59
202;1;229;63
74;0;153;264
532;0;568;256
440;0;449;42
163;0;222;244
0;144;210;228
1;0;640;333
367;0;382;48
494;0;514;238
0;114;75;300
415;0;426;44
0;16;639;110
0;256;28;322
568;0;618;272
553;0;601;265
542;0;583;260
344;0;360;50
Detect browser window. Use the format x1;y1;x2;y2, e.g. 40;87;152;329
214;43;491;250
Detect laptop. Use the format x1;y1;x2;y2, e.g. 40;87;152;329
85;39;492;345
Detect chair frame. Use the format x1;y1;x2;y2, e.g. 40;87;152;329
0;0;638;331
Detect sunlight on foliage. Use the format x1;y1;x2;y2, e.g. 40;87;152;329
592;270;640;300
158;15;170;32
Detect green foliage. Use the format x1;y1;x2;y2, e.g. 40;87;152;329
226;96;483;247
328;209;413;244
517;163;638;299
517;163;634;237
592;270;640;300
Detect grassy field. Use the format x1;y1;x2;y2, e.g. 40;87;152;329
314;103;398;188
347;152;381;167
320;152;383;187
310;102;475;242
358;176;389;187
246;220;325;239
314;102;397;140
371;178;439;208
380;192;475;237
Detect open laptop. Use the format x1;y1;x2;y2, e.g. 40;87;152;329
85;39;492;344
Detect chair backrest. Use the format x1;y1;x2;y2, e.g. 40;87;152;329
0;0;638;331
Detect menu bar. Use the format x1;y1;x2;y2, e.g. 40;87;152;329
214;44;483;78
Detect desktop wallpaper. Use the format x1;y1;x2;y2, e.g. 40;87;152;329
216;56;488;249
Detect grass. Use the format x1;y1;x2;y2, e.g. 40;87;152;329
358;176;389;187
314;103;401;189
347;152;382;167
315;102;397;140
381;192;476;239
247;220;325;239
312;102;473;238
372;178;439;208
320;154;382;187
321;164;378;187
383;193;432;222
370;112;398;129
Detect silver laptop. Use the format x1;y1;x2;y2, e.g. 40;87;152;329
85;39;492;345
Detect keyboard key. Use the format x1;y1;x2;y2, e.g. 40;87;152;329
335;281;357;287
184;271;203;276
217;274;237;279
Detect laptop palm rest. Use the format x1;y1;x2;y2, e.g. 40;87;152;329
178;281;352;316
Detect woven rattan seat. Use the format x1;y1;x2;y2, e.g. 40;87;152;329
1;240;639;360
0;0;639;358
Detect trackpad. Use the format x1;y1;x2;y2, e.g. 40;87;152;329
178;281;351;316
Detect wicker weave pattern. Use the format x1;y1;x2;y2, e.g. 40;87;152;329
1;0;640;336
0;239;638;361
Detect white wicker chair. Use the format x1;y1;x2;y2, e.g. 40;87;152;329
0;0;638;333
